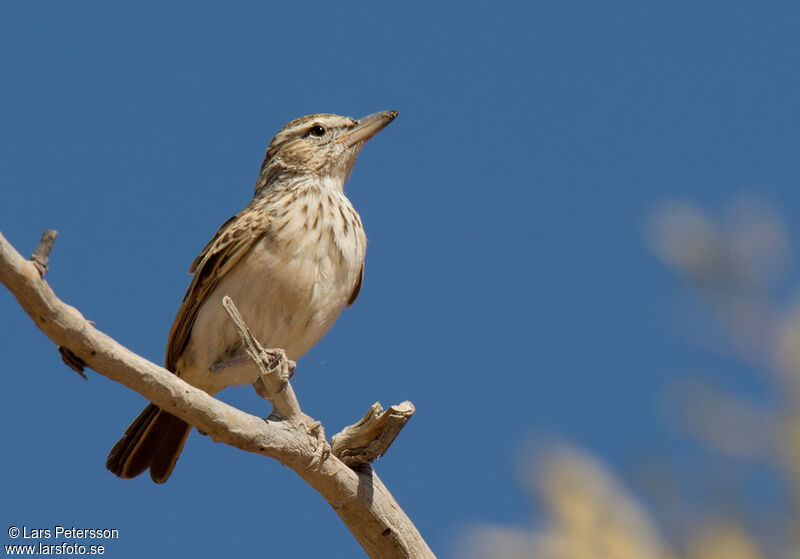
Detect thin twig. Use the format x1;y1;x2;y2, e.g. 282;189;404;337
221;295;303;422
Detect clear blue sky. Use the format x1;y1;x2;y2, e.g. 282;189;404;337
2;2;800;557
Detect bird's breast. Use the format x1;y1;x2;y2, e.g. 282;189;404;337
180;188;366;393
261;191;366;353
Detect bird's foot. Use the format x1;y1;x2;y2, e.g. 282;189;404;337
302;418;330;469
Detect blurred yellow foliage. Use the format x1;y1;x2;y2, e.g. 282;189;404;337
463;198;800;559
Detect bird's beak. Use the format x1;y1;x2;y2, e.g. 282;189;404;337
339;111;398;148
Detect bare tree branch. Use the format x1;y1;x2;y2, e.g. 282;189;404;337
0;230;434;559
333;402;416;467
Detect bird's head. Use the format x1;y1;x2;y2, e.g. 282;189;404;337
256;111;397;193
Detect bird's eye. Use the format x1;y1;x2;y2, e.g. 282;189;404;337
308;125;326;137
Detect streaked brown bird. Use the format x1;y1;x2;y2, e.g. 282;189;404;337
106;110;397;483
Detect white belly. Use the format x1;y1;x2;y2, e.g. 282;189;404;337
176;199;365;395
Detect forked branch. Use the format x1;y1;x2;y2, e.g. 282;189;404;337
0;230;433;559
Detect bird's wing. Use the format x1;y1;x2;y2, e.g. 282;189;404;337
165;209;270;372
346;263;363;307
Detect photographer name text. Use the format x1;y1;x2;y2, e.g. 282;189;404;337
8;526;118;540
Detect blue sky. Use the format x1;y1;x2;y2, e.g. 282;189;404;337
2;2;800;557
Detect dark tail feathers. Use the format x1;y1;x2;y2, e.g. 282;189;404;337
106;404;191;483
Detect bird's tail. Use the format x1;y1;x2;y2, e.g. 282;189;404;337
106;403;190;483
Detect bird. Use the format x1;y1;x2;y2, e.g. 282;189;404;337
106;110;397;483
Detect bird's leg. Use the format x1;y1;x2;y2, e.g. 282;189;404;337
210;355;252;373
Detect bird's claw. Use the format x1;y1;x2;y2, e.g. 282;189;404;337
304;419;330;469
